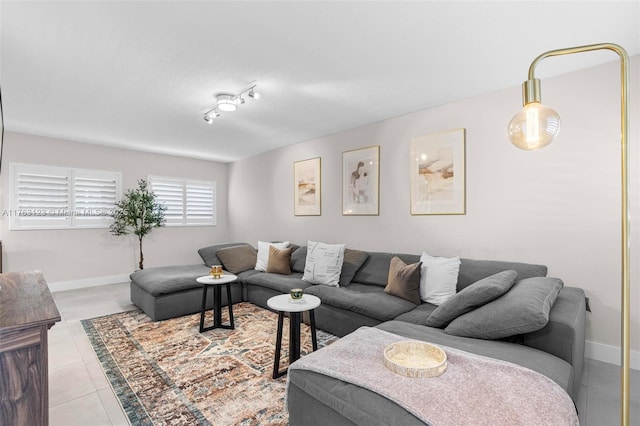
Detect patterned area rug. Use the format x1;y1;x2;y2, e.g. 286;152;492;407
82;302;337;426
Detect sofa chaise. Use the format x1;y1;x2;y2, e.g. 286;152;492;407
129;241;586;424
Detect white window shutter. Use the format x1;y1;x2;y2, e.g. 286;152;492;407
186;180;216;225
72;172;119;227
149;178;185;225
11;165;70;229
149;176;216;226
9;163;121;230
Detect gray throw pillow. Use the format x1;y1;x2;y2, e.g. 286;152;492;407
339;249;369;287
216;245;258;274
425;270;517;328
444;276;564;339
290;246;307;273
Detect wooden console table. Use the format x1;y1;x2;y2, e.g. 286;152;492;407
0;271;61;426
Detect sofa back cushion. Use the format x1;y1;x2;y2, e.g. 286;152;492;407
352;252;420;287
198;242;254;267
456;259;547;291
291;246;369;287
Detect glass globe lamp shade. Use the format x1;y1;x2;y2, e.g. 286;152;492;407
508;102;561;150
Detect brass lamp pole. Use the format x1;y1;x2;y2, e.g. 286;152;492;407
507;43;630;425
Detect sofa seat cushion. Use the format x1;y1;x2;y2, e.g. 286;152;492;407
245;272;312;294
304;283;416;322
394;302;438;325
130;264;212;296
377;321;574;397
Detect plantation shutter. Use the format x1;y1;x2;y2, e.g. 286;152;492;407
73;172;119;226
12;166;70;228
185;180;216;225
148;178;185;225
149;176;216;226
9;163;121;230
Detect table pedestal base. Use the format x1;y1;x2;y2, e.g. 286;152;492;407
272;310;317;379
199;283;234;332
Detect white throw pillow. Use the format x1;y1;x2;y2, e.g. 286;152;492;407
255;241;290;271
419;252;461;305
302;241;346;287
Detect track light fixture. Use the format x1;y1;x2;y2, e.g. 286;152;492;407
202;82;259;124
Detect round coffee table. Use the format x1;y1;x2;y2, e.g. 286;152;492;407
267;293;321;379
196;273;238;332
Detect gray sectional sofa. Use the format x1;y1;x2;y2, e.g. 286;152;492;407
129;241;586;425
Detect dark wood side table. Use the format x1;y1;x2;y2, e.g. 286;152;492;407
267;294;320;379
196;273;238;332
0;271;61;426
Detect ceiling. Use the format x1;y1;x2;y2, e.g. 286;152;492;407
1;1;639;163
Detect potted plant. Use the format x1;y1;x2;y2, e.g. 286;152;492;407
110;179;166;270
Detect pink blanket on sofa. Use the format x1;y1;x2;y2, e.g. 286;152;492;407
288;327;578;425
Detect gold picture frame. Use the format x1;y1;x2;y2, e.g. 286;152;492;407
342;146;380;215
410;129;466;215
294;157;321;216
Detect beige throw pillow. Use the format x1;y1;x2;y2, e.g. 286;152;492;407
255;241;290;271
266;246;292;275
216;245;258;274
384;256;422;305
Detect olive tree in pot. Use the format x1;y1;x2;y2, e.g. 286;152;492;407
110;179;166;270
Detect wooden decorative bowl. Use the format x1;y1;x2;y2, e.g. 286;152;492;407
383;341;447;378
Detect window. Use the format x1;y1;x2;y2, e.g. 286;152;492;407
148;176;216;226
9;163;121;230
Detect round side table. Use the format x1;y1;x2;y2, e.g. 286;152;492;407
196;273;238;332
267;293;321;379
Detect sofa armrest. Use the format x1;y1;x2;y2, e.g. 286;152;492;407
522;286;586;397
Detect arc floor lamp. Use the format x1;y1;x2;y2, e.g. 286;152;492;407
507;43;630;425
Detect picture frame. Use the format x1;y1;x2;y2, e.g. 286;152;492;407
293;157;321;216
410;129;466;215
342;145;380;215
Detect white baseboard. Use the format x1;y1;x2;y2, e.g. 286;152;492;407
49;274;130;292
586;340;640;370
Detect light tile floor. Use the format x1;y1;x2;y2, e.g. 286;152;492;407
49;282;639;425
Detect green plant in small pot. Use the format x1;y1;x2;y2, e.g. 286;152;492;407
110;179;166;270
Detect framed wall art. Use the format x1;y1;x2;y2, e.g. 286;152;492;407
342;145;379;215
410;129;466;215
293;157;321;216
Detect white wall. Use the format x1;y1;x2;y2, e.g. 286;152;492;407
0;132;229;286
228;56;639;353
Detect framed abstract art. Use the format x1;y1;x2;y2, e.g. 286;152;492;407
294;157;321;216
409;129;466;215
342;146;379;216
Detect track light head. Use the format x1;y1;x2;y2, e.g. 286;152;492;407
248;88;260;100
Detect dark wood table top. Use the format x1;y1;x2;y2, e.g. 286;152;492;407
0;271;61;332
